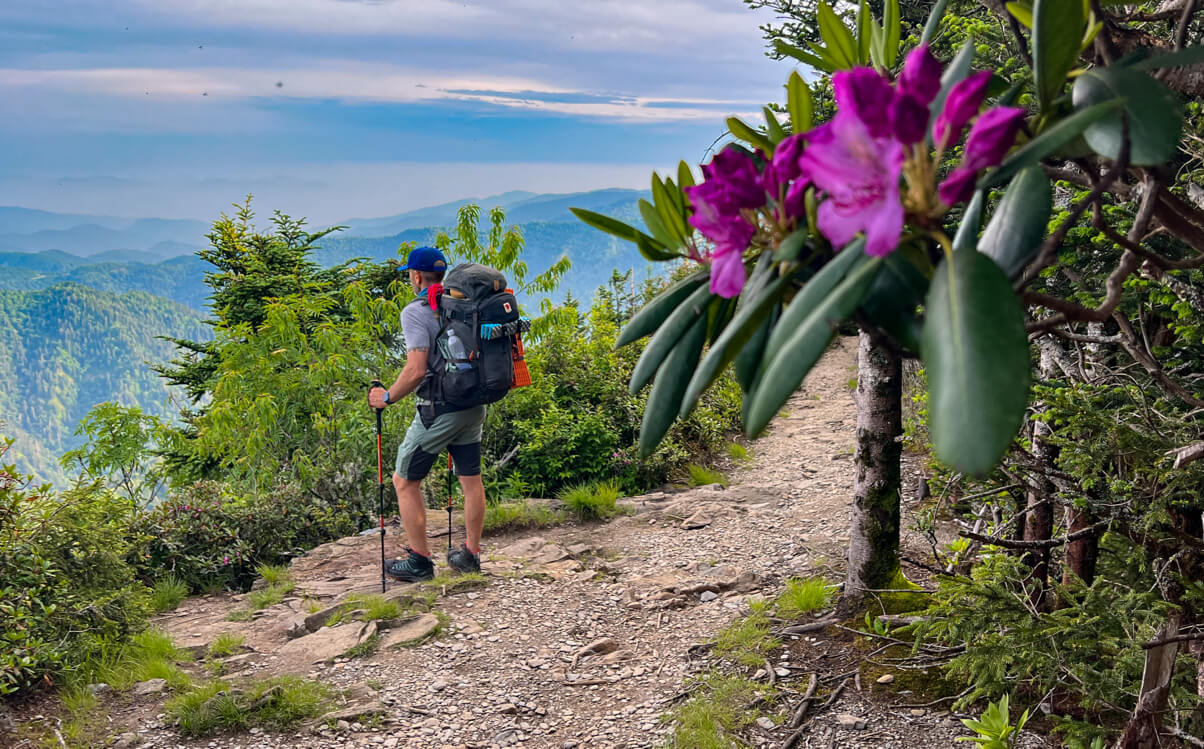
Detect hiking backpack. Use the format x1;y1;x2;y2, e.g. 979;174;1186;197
418;263;531;415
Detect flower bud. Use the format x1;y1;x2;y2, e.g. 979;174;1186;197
938;166;978;206
889;92;929;145
932;70;992;149
962;107;1025;171
897;44;942;105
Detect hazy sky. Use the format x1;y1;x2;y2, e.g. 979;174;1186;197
1;0;794;223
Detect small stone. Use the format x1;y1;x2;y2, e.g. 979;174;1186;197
699;591;718;602
111;732;141;748
336;719;351;731
876;673;895;684
500;703;519;715
835;713;867;730
755;716;775;730
774;667;790;678
87;683;112;696
910;708;926;717
132;678;168;696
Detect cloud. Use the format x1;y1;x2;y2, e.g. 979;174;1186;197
0;64;764;122
128;0;767;54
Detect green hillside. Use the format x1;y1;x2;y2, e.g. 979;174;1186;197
0;283;209;484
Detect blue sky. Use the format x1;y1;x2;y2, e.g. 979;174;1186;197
0;0;795;223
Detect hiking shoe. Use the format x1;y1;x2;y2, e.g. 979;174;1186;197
384;548;435;581
446;543;481;574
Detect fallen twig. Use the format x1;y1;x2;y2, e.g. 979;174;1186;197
899;686;972;709
779;618;837;636
788;673;819;728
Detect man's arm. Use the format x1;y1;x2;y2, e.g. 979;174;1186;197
368;348;429;408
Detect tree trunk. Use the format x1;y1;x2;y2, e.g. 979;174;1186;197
1062;505;1098;586
1119;610;1182;749
840;331;903;614
1022;340;1061;608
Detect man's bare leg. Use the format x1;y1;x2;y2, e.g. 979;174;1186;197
393;473;430;557
458;474;486;553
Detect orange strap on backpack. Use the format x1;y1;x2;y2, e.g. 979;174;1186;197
511;335;532;388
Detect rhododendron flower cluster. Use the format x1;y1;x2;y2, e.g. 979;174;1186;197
682;44;1026;298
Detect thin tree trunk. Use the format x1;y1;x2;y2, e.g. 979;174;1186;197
1022;342;1060;608
840;332;902;614
1119;610;1182;749
1062;505;1098;586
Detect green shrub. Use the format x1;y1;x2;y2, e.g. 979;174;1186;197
151;575;190;613
480;272;742;499
686;464;728;487
558;482;620;520
776;578;834;620
0;448;151;696
135;481;357;593
165;676;333;737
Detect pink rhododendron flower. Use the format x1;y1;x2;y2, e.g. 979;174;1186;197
834;67;896;139
710;248;748;298
800;76;905;257
932;71;992;149
685;148;765;297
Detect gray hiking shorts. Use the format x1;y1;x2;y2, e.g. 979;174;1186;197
394;405;487;481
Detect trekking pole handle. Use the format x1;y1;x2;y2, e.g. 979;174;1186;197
370;379;384;430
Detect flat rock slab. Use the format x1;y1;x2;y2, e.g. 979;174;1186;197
379;613;440;649
276;622;373;664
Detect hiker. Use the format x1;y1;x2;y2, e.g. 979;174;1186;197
368;246;485;581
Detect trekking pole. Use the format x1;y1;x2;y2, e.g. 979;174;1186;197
447;454;454;552
371;380;387;593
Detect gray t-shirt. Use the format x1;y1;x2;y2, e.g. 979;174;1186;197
400;298;441;352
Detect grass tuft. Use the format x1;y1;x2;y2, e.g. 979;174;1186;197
255;563;291;586
558;481;620;520
483;500;565;532
666;673;775;748
165;676;333;737
151;574;190;613
686;464;728;487
726;442;752;465
326;594;404;627
69;629;192;693
776;577;835;621
225;608;254;622
713;610;780;669
343;634;380;659
207;633;246;659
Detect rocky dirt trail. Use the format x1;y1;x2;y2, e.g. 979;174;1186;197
100;337;993;749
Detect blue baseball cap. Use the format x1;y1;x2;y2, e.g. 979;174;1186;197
399;246;448;273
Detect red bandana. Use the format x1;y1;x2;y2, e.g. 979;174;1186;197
426;283;443;311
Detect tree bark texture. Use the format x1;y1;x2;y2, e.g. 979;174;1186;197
1119;610;1183;749
1023;343;1060;608
841;331;902;613
1062;505;1099;587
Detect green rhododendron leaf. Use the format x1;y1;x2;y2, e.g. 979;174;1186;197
1033;0;1083;108
1072;66;1183;166
922;250;1030;476
979;165;1052;278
